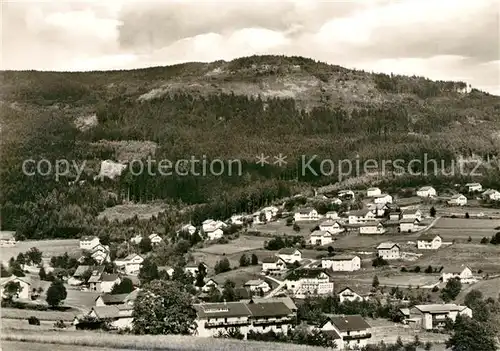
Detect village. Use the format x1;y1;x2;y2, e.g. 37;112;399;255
1;182;500;350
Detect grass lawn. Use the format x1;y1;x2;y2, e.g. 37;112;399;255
1;308;77;321
414;243;500;273
456;277;500;303
250;220;320;237
64;286;100;310
197;236;267;255
0;239;80;265
432;217;500;240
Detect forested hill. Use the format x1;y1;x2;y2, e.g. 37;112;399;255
1;55;499;239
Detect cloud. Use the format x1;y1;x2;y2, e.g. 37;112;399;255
1;0;498;95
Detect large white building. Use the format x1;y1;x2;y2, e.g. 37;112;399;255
406;304;472;330
321;254;361;272
277;248;302;263
261;257;288;274
417;186;437;198
193;299;295;338
399;218;420;233
320;315;372;350
309;230;334;246
373;194;393;204
114;254;144;275
465;183;482;192
359;222;386;235
441;265;475;284
348;209;377;224
80;236;100;250
319;220;344;234
284;269;334;297
417;234;442;250
448;194;467;206
376;242;401;260
294;208;319;221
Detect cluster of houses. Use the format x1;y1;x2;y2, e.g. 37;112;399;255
79;236;111;264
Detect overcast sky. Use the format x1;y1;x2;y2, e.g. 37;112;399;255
2;0;499;95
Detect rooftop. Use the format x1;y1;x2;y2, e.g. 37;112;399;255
278;248;300;255
323;254;359;261
377;242;399;250
285;268;328;281
246;302;292;318
418;233;440;241
193;302;250;319
329;315;371;332
414;304;469;314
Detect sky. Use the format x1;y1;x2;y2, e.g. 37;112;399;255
1;0;499;95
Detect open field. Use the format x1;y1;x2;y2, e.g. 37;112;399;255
1;329;330;351
1;318;74;331
436;205;500;218
456;277;500;303
197;235;267;255
208;266;267;287
250;220;320;237
1;308;77;321
64;286;100;310
432;217;500;240
97;203;168;222
414;243;500;273
2;341;130;351
0;239;80;265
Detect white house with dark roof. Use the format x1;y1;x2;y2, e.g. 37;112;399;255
408;304;472;330
321;315;372;350
376;242;401;260
373;194;393;204
337;287;365;303
399;218;420;233
321;254;361;272
88;272;120;293
441;265;475;284
366;187;382;197
348;209;377;224
359;222;385;235
465;182;482;192
401;208;422;221
448;194;467;206
482;189;500;201
185;262;208;278
319;220;344;234
417;234;442;250
417;186;437;198
114;254;144;275
204;227;224;240
284;269;334;297
80;236;100;250
309;230;334;246
294;208;319;221
201;278;220;293
277;248;302;263
244;279;271;293
261;257;287;273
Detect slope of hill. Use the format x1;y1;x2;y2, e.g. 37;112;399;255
1;55;499;239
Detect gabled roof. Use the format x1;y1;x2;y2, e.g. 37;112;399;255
244;279;267;287
320;220;341;227
101;273;120;282
418;186;435;191
0;275;31;286
74;265;105;278
418;233;441;241
465;182;481;187
96;293;130;305
450;194;466;199
81;236;98;241
329;315;371;332
120;253;143;261
245;297;297;311
324;254;360;261
262;256;284;264
297;207;315;214
414;304;469;314
193;302;250;319
360;222;383;227
377;242;399;250
442;265;471;274
246;302;291;318
0;231;15;240
367;187;380;192
310;230;332;238
285;268;328;281
321;329;341;339
278;248;300;255
348;209;372;217
400;218;419;224
90;305;132;319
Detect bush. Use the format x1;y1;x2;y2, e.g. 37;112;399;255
28;316;40;325
54;320;66;328
480;237;489;244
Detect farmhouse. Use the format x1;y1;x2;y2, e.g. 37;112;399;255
482;189;500;201
417;234;442;250
325;211;340;219
244;279;271;294
465;182;482;192
348;209;377;224
202;219;227;232
86;305;134;330
401;208;422;221
80;236;100;250
284;269;334;297
294;208;319;221
229;215;245;225
374;194;393;204
70;265;104;285
417;186;437;198
262;206;279;218
204;227;224;240
321;255;361;272
447;194;467;206
366;187;382;197
193;300;295;338
88;272;120;293
261;257;287;273
319;220;344;234
201;278;220;293
309;230;334;246
407;304;472;330
399;218;420;233
95;291;137;307
359;222;386;235
376;242;401;260
88;244;111;264
0;231;16;247
114;254;144;275
441;265;474;284
178;223;197;235
321;315;372;350
277;248;302;263
337;287;364;303
0;276;31;300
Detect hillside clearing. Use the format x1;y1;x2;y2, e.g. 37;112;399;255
97;204;168;222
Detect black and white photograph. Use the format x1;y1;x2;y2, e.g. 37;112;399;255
1;1;499;350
